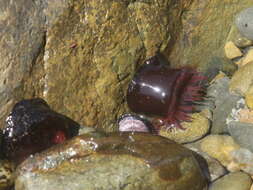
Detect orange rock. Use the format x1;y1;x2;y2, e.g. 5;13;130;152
238;108;253;123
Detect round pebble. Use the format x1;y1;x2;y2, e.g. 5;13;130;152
200;135;240;168
209;171;252;190
235;7;253;40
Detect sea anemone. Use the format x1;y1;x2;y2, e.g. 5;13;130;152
2;98;80;164
127;55;206;131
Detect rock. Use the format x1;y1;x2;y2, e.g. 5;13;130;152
228;121;253;152
184;141;227;182
246;86;253;109
168;1;253;75
224;41;242;59
230;148;253;175
237;108;253;123
235;37;253;48
0;160;14;190
230;62;253;96
78;126;98;135
15;132;208;190
240;49;253;66
209;171;252;190
235;7;253;40
2;98;80;165
159;110;211;143
207;75;242;134
200;135;240;168
0;0;188;131
226;25;253;48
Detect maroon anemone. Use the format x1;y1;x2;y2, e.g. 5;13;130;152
126;55;206;131
2;98;80;165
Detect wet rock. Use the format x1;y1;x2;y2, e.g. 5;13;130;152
230;62;253;96
207;75;242;133
228;121;253;152
230;148;253;175
159;110;211;143
0;160;14;190
15;132;208;190
200;135;240;168
235;7;253;40
2;98;80;165
185;141;227;182
224;41;242;59
209;171;252;190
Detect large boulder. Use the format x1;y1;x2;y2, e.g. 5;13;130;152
15;132;208;190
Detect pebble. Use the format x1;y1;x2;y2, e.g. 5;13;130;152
207;75;242;134
237;108;253;123
230;148;253;175
229;62;253;96
235;7;253;40
235;37;253;48
209;171;252;190
185;141;227;181
246;86;253;109
200;135;240;168
224;41;243;59
159;110;211;143
225;24;253;48
240;48;253;66
228;121;253;152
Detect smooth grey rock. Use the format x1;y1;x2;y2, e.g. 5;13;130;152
235;7;253;40
228;121;253;152
207;77;242;134
209;171;252;190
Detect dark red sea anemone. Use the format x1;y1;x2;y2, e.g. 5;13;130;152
1;98;80;165
126;55;206;131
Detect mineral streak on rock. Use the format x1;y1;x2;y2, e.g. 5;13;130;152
16;132;209;190
2;98;80;165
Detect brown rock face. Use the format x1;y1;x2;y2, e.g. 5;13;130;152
15;132;208;190
0;0;190;131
